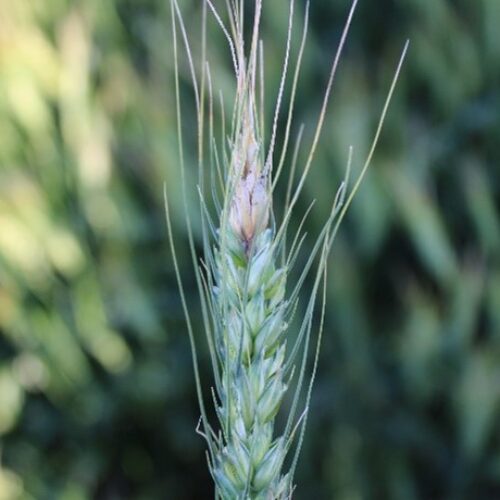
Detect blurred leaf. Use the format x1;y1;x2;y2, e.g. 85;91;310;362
0;366;24;435
388;167;458;286
0;465;24;500
455;349;500;461
463;161;500;257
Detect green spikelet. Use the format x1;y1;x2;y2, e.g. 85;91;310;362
214;229;289;497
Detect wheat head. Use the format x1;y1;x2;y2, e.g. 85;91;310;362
165;0;408;498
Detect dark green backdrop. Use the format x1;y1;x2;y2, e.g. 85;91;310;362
1;0;499;498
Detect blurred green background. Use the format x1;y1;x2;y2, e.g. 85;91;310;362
1;0;499;498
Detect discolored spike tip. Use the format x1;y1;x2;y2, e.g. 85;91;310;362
228;104;270;251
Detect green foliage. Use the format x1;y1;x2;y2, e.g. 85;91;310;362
0;0;499;499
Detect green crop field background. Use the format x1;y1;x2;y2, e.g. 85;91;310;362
0;0;499;498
